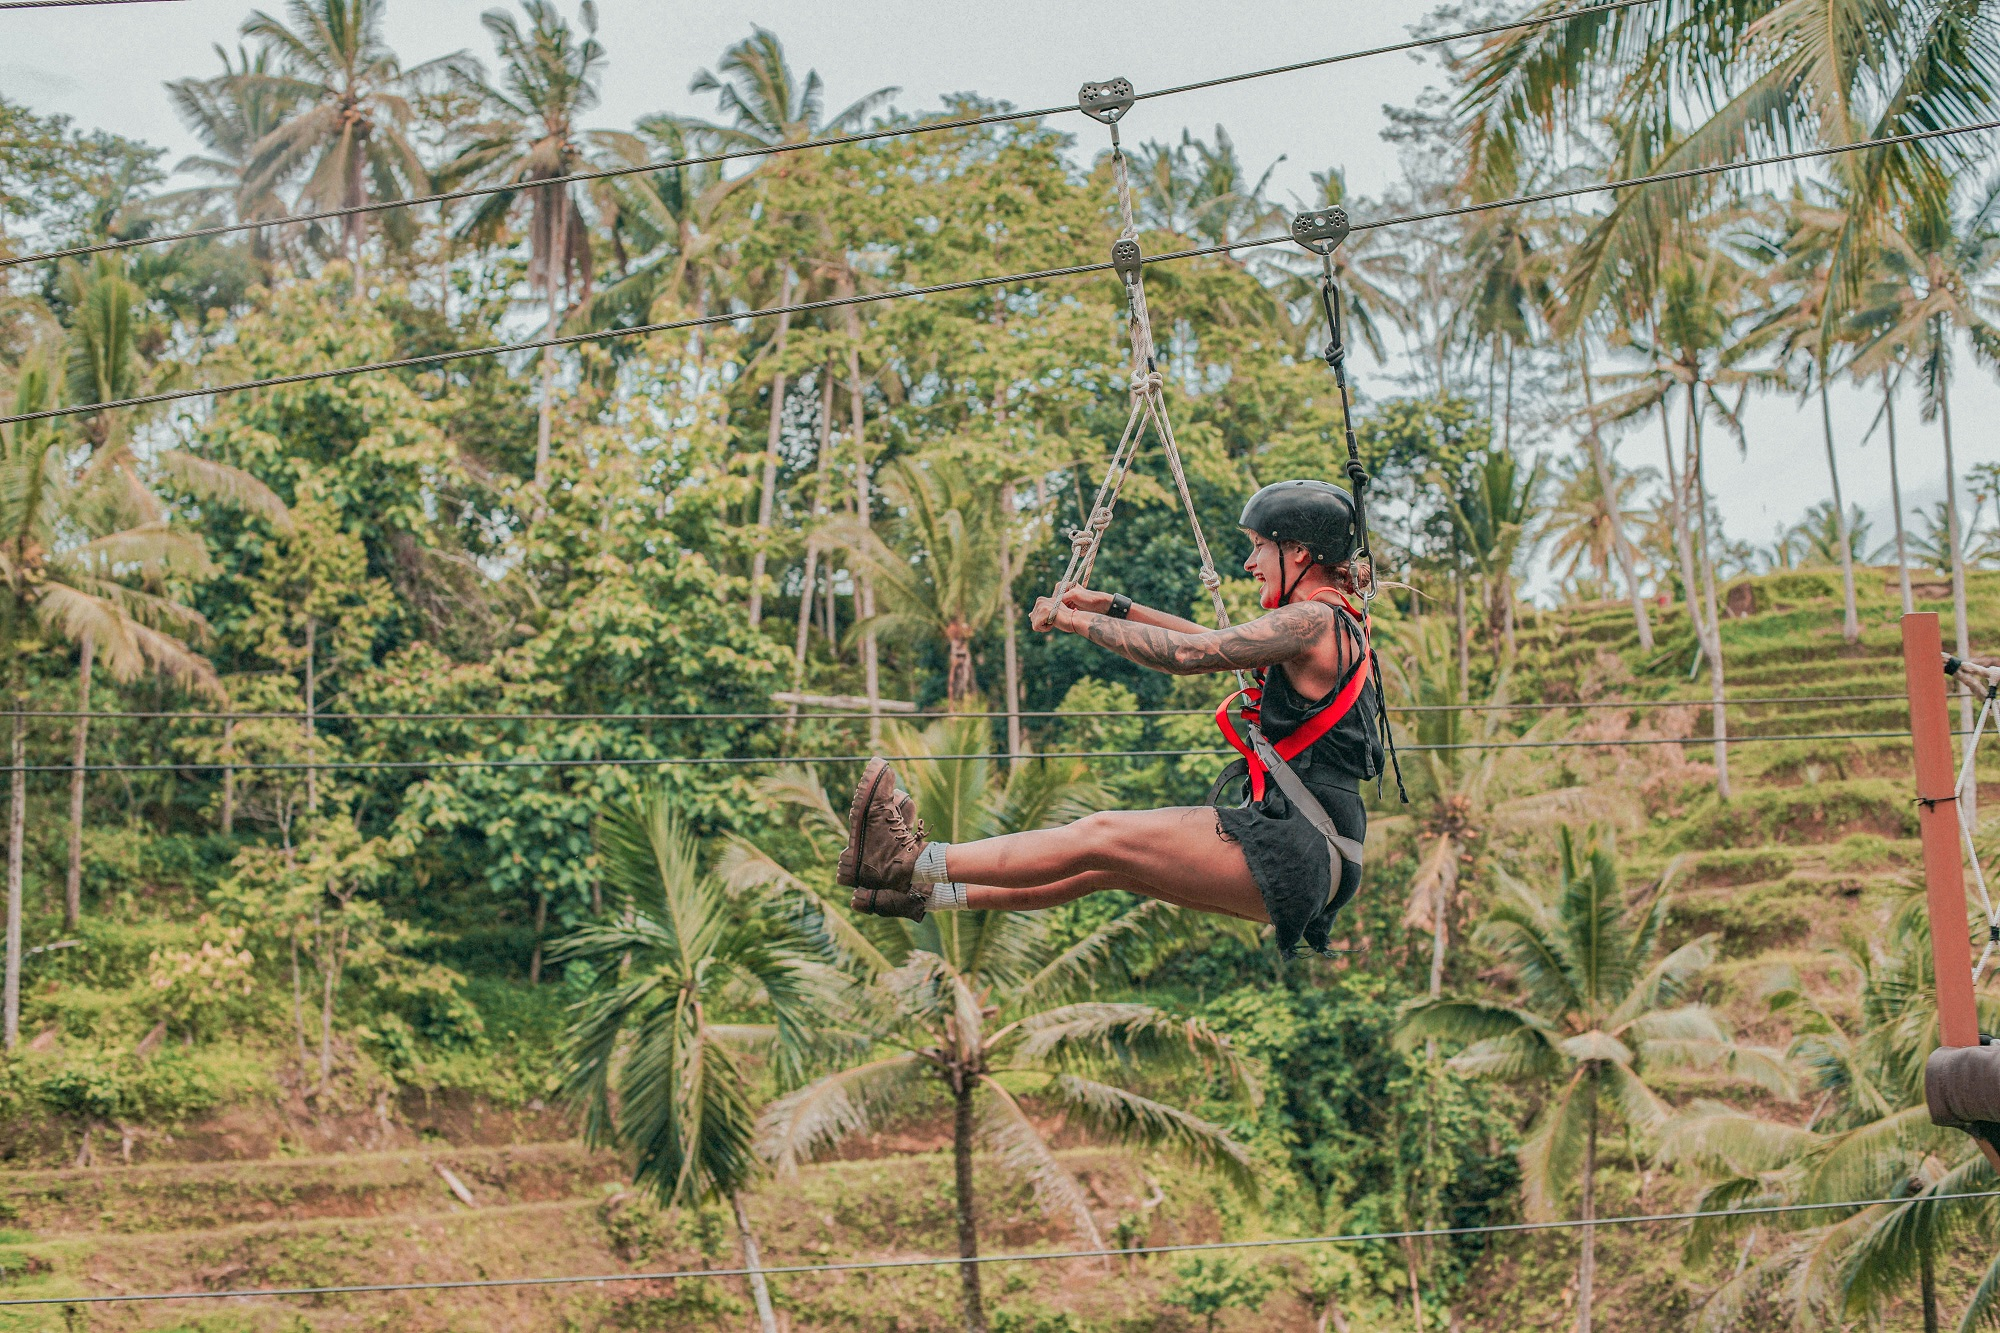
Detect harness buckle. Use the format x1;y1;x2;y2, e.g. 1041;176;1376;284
1078;78;1136;124
1111;237;1143;281
1291;206;1350;256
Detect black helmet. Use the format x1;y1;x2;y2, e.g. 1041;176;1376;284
1238;480;1357;567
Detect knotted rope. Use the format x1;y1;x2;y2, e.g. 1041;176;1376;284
1056;80;1231;634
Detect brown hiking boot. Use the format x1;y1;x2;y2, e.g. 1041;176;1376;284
837;758;929;920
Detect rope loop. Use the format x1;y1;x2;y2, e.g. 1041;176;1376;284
1198;568;1222;591
1131;369;1163;397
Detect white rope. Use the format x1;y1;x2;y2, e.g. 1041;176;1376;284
1958;692;2000;981
1057;127;1233;646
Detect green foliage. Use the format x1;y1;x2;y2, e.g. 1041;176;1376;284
1161;1255;1276;1332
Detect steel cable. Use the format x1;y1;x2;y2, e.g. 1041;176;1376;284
0;0;1661;271
0;729;1940;776
0;693;1911;723
3;1188;1994;1308
7;113;1999;428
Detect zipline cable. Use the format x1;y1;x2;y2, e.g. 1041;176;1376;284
0;729;1945;776
5;1188;1994;1308
9;111;1996;429
0;0;180;7
0;0;1662;272
0;693;1911;723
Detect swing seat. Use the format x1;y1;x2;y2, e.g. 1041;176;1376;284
1924;1043;2000;1141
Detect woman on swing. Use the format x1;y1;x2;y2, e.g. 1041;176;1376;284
837;479;1390;956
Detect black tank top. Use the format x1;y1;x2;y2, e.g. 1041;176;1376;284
1255;606;1383;790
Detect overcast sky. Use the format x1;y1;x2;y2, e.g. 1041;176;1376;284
9;0;2000;588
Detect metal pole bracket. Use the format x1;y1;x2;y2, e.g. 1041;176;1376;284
1291;206;1351;256
1078;79;1136;125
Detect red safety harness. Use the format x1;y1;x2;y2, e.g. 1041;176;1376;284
1213;589;1373;803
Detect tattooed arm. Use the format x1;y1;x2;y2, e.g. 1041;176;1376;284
1030;598;1337;676
1053;585;1208;635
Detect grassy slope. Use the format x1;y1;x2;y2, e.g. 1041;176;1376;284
0;566;1993;1332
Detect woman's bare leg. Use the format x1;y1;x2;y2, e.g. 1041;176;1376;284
939;808;1266;922
963;870;1268;923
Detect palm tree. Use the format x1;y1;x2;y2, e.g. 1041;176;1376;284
1661;901;2000;1332
239;0;453;293
1459;1;2000;318
1543;449;1654;603
727;721;1256;1333
832;459;1005;706
680;27;896;152
550;791;825;1333
1433;448;1546;661
1848;179;2000;753
1740;195;1873;642
1398;829;1791;1333
164;45;303;257
676;28;894;630
0;352;220;1048
441;0;604;494
53;256;289;931
1380;616;1559;1000
579;114;745;326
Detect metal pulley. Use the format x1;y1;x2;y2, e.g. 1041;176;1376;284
1111;237;1143;283
1078;78;1135;125
1291;206;1351;257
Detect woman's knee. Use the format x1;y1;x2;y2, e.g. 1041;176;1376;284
1068;809;1170;871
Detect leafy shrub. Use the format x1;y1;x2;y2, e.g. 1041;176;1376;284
1163;1255;1276;1332
36;1051;221;1124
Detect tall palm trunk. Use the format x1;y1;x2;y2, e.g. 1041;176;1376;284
1920;1225;1939;1333
5;656;24;1051
534;184;568;495
1659;396;1709;658
1940;361;1975;823
748;268;796;629
1577;1068;1598;1333
303;617;317;815
791;366;837;724
952;1077;988;1333
729;1190;780;1333
1453;553;1469;696
1000;487;1021;768
64;635;92;929
1818;371;1859;643
1883;371;1913;613
839;278;881;740
221;708;236;836
1688;394;1730;800
1579;349;1651;649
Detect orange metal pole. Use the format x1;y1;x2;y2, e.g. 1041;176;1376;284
1904;612;1982;1048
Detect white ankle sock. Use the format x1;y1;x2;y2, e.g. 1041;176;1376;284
930;881;970;910
914;842;952;886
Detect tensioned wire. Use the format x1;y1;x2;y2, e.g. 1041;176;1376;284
0;0;1664;272
7;113;1999;428
0;730;1947;775
3;1189;1994;1308
0;693;1912;722
0;0;179;7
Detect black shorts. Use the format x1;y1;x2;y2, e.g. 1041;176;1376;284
1216;778;1366;956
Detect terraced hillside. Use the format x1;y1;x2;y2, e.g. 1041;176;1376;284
0;567;1994;1333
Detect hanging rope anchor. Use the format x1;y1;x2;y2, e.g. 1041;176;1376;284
1290;205;1377;603
1054;77;1234;644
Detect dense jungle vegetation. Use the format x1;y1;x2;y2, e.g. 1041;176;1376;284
4;1;2000;1329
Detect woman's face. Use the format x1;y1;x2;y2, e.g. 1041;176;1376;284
1242;533;1303;609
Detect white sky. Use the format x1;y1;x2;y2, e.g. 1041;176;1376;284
9;0;2000;585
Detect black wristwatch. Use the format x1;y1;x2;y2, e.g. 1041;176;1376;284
1107;594;1133;619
